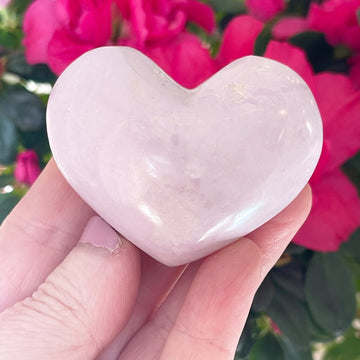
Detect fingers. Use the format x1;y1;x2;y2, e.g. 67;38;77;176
158;239;262;360
118;185;312;360
247;184;312;277
0;216;141;360
117;262;199;360
0;160;94;311
96;256;187;360
159;186;312;360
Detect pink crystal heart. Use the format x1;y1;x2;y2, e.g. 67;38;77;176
47;47;322;266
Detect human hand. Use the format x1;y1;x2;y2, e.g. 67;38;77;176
0;160;311;359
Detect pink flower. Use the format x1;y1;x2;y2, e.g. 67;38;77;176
264;41;316;94
217;15;263;66
272;16;309;41
245;0;285;22
311;72;360;175
294;169;360;251
349;54;360;90
308;0;360;51
118;0;215;49
23;0;113;75
23;0;215;75
271;320;282;335
14;150;42;186
144;32;217;88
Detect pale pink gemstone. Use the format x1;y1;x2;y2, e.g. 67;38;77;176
47;47;323;266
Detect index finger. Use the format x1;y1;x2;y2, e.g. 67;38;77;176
0;159;94;311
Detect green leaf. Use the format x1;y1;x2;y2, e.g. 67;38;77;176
305;253;356;337
0;28;23;50
206;0;245;13
342;151;360;194
266;284;310;346
254;25;272;56
285;243;307;255
340;229;360;278
0;109;18;164
9;0;34;15
252;276;274;312
271;262;306;301
0;192;20;224
17;128;50;154
249;333;284;360
0;86;46;131
289;31;348;73
0;174;14;187
307;309;336;343
6;52;56;83
340;228;360;263
323;327;360;360
286;0;312;16
280;337;313;360
236;317;255;358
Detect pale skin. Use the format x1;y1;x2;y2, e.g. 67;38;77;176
0;160;311;359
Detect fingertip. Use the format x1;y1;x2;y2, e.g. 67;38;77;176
210;237;262;276
303;183;313;216
246;184;313;277
290;183;312;222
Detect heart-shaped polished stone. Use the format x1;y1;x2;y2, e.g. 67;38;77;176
47;46;322;266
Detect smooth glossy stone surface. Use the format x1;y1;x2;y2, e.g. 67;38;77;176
47;46;323;266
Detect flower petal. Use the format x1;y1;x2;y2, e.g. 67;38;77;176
184;0;216;33
245;0;285;22
23;0;61;64
48;30;95;74
272;16;309;41
217;15;263;66
294;169;360;251
313;72;360;171
264;40;316;94
145;32;217;88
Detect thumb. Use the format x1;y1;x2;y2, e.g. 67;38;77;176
0;216;141;359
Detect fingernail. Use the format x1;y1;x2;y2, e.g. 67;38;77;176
80;216;122;254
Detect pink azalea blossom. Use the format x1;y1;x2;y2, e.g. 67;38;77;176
349;54;360;90
245;0;285;22
264;40;316;94
294;169;360;251
272;17;309;41
308;0;360;51
23;0;215;76
14;150;42;186
217;15;263;66
118;0;215;48
144;32;217;88
23;0;113;74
